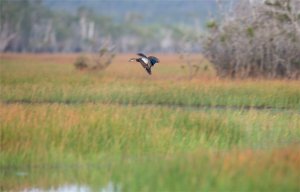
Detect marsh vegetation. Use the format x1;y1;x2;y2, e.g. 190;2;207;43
1;54;299;191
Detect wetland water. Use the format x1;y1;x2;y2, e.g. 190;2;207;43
2;166;121;192
21;183;119;192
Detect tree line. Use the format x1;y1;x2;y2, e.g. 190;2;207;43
0;0;201;53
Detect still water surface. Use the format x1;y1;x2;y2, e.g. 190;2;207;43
2;168;121;192
22;182;118;192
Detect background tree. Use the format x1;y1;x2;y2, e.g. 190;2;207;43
202;0;300;79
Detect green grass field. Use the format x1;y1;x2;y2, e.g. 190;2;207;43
1;54;300;191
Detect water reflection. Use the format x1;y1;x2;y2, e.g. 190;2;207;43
22;184;90;192
1;164;123;192
22;182;119;192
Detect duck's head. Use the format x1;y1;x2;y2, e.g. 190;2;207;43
149;56;160;65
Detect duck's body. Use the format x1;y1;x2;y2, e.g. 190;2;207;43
129;53;160;75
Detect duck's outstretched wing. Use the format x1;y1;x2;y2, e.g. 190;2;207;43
136;58;151;75
134;53;152;75
145;67;152;75
137;53;148;58
137;53;150;67
137;58;149;68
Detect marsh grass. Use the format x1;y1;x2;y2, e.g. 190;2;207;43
1;104;243;162
2;103;299;154
1;54;299;109
2;79;300;109
1;103;300;191
1;54;300;191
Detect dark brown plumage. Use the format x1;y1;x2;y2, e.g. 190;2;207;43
129;53;160;75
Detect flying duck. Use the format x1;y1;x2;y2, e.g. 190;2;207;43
129;53;160;75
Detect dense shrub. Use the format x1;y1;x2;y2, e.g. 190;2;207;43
74;56;88;70
74;47;115;71
202;0;300;79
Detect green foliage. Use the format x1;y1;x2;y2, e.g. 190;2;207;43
264;0;282;7
246;27;255;38
220;34;226;42
206;20;217;29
